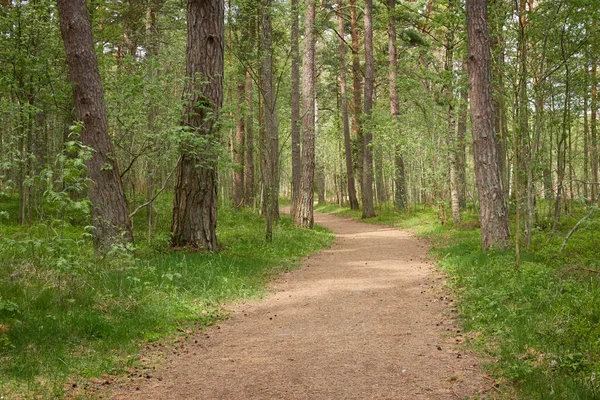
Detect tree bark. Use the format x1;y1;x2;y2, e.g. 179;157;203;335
232;78;245;209
350;0;363;193
456;65;468;210
244;68;255;207
260;0;279;241
291;0;302;215
57;0;133;252
338;0;359;210
171;0;223;251
466;0;510;250
445;0;460;224
361;0;375;219
387;0;407;211
294;0;316;228
591;38;599;203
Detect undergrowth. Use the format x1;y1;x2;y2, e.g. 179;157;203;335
0;195;333;398
316;202;600;399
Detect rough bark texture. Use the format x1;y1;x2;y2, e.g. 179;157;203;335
232;79;245;209
361;0;376;219
244;67;255;207
388;0;407;211
260;0;279;240
57;0;133;252
338;0;359;210
350;0;363;193
290;0;302;216
457;63;468;209
171;0;223;251
445;0;460;224
466;0;510;250
294;0;316;228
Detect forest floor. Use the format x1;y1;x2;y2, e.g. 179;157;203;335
102;209;490;399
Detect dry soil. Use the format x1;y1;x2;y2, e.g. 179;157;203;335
107;210;488;399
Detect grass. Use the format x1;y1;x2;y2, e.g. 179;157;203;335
0;194;333;398
316;201;600;399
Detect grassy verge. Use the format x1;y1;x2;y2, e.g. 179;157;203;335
316;202;600;399
0;196;333;398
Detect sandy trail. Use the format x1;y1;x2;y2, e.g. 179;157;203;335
109;211;486;399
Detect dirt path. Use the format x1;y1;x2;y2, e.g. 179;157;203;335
108;211;487;399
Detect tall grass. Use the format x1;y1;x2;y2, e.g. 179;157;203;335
0;195;333;398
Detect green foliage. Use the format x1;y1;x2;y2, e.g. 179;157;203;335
0;196;333;397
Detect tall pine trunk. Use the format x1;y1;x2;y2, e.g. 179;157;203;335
338;0;359;210
295;0;316;228
350;0;363;194
466;0;510;249
361;0;376;219
291;0;302;215
387;0;407;211
171;0;224;251
57;0;133;252
232;78;245;209
260;0;279;241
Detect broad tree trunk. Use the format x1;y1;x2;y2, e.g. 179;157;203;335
57;0;133;252
338;0;359;210
466;0;510;250
294;0;316;228
171;0;224;251
361;0;376;219
291;0;302;215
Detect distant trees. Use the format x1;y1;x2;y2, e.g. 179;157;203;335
2;0;600;254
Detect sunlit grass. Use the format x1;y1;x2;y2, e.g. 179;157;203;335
0;195;333;398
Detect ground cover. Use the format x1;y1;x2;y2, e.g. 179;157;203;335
0;195;333;398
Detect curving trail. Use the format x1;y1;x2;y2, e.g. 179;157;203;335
109;210;487;400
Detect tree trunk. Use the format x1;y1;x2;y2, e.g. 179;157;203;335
387;0;407;211
171;0;224;251
445;0;460;224
244;67;255;207
591;42;599;203
338;0;359;210
294;0;316;228
232;79;245;209
57;0;133;252
361;0;376;219
456;68;468;210
584;86;590;202
350;0;363;193
260;0;279;241
291;0;302;215
466;0;510;250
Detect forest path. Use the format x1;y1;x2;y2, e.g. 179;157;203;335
110;210;487;400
